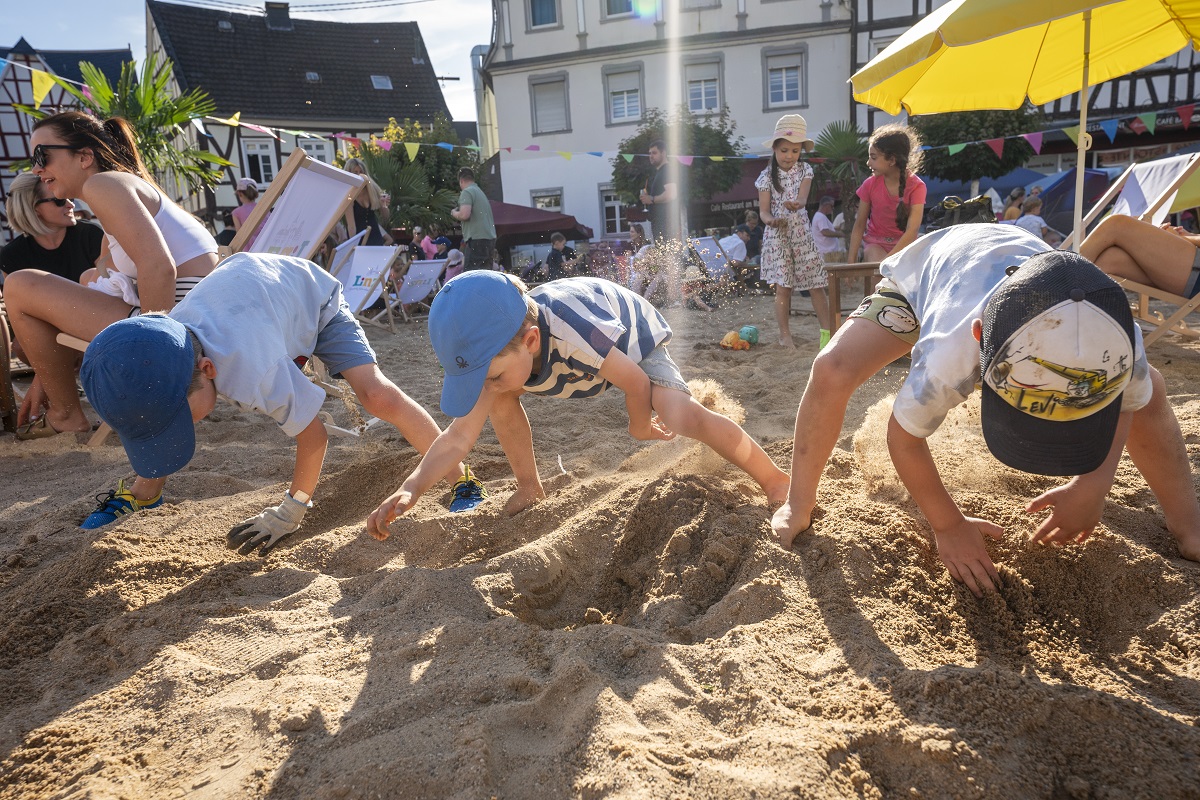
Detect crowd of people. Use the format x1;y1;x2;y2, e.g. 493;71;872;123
3;109;1200;593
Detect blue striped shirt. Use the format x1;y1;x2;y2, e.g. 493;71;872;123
524;278;672;399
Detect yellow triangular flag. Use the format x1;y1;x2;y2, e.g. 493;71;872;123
404;142;419;162
557;151;572;161
31;69;56;109
709;156;725;162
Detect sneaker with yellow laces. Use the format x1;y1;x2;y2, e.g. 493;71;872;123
80;479;164;529
448;466;488;513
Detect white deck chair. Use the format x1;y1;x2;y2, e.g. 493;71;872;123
1060;152;1200;346
334;245;403;332
394;259;445;321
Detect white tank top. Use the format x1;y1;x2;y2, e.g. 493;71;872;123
105;181;216;277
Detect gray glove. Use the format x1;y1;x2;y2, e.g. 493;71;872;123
227;493;310;556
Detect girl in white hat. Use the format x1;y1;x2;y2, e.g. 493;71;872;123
755;114;831;348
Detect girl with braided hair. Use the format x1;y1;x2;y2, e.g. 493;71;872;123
846;123;927;263
6;111;217;450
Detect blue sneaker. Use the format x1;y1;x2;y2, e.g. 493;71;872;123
448;466;488;513
81;479;164;529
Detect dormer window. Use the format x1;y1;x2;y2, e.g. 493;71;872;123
218;20;233;31
305;71;321;82
371;75;393;90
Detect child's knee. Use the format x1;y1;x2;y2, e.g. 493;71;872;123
810;346;862;396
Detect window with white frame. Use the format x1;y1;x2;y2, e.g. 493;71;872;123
606;69;642;124
299;139;331;163
530;75;570;134
529;0;559;27
605;0;633;15
242;139;276;184
370;75;393;90
764;48;807;109
681;0;720;9
531;189;562;213
601;187;630;236
686;62;720;113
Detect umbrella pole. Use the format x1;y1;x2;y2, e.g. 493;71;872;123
1072;10;1092;252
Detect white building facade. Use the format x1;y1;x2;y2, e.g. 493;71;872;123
481;0;853;241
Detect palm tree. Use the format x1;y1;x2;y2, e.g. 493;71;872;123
17;54;231;193
812;121;868;211
358;149;458;232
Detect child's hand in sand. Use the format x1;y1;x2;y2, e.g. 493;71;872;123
366;490;417;540
933;517;1004;597
504;484;546;516
1025;478;1107;547
629;414;676;441
770;502;811;549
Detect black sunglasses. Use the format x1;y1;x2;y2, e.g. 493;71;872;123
31;144;76;169
35;196;69;208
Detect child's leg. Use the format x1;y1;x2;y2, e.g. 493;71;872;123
808;286;832;332
341;363;465;486
1124;366;1200;560
772;319;911;546
651;385;789;503
864;244;890;262
130;476;167;503
774;285;794;346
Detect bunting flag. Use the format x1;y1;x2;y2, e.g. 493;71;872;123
82;85;94;103
557;151;572;160
985;138;1004;159
1128;117;1147;135
524;145;540;151
948;143;967;155
1099;119;1120;142
377;140;392;151
1178;104;1195;131
191;118;211;138
241;122;278;138
1138;112;1157;134
345;136;361;147
215;112;242;127
1022;132;1043;154
503;147;512;153
676;155;694;166
710;156;725;162
30;68;56;108
622;154;635;162
436;142;454;151
404;142;419;161
587;151;604;157
1062;125;1081;145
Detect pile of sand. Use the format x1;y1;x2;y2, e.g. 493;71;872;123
2;293;1197;799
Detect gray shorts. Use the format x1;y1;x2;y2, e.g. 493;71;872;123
315;301;377;377
639;344;691;395
1184;246;1200;299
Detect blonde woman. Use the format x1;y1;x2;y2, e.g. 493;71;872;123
0;171;103;284
343;157;387;245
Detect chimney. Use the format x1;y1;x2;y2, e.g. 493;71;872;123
265;2;293;31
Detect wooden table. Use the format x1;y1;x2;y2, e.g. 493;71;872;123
824;262;882;331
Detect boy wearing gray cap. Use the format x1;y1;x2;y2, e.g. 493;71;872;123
79;252;484;554
366;271;789;538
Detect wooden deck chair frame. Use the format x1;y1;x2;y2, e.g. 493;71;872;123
1059;152;1200;346
335;245;403;333
689;236;736;282
59;150;369;446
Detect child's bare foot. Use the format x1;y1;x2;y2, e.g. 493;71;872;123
770;501;812;549
776;335;796;348
1172;527;1200;562
504;485;547;516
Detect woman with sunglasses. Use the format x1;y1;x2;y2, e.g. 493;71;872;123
5;111;218;440
0;171;103;285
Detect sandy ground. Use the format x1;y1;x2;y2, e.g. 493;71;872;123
2;291;1199;800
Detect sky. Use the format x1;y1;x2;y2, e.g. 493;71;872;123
4;0;494;121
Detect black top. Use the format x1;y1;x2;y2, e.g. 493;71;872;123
545;246;576;282
353;201;385;246
0;222;103;283
646;163;684;243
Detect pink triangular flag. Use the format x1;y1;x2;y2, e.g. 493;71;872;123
1022;132;1043;154
525;144;541;151
346;136;361;147
503;147;512;153
675;155;694;166
378;140;392;151
985;138;1004;159
1177;104;1195;131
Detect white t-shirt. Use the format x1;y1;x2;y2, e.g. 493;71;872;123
171;253;347;437
1014;214;1048;237
811;210;840;255
717;234;747;262
881;225;1152;439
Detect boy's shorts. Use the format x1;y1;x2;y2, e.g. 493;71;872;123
847;280;921;346
315;301;377;377
639;344;691;395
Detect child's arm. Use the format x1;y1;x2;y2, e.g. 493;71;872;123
893;202;924;254
846;199;871;262
291;415;329;499
366;396;494;539
758;188;781;228
785;174;813;211
598;348;675;441
489;391;547;515
1024;411;1131;546
887;414;1004;597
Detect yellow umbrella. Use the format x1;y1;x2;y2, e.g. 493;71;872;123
851;0;1200;247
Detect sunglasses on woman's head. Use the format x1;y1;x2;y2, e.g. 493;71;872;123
31;144;76;169
35;196;69;208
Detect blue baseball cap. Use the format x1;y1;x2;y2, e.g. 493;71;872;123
80;315;198;478
429;271;529;417
433;236;452;247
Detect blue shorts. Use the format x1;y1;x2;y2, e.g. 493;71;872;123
315;301;377;377
639;344;691;395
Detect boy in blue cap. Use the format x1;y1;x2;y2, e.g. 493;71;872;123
79;252;485;555
366;271;789;538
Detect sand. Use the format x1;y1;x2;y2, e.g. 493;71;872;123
2;293;1199;799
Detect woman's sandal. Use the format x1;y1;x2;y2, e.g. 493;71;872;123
15;416;61;440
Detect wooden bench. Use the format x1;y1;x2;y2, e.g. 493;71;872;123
824;262;882;331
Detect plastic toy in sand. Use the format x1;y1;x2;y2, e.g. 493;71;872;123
721;330;751;350
739;326;759;345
